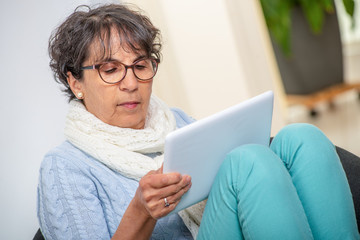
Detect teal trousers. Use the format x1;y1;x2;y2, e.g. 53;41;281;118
197;123;359;240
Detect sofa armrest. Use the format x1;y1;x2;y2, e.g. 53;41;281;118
336;146;360;232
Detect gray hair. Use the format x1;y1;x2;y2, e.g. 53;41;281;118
48;4;162;101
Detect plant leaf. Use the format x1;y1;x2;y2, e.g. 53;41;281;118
321;0;335;13
259;0;293;55
343;0;355;28
299;0;325;33
343;0;355;16
259;0;356;55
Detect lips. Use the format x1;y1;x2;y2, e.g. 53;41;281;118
118;101;140;109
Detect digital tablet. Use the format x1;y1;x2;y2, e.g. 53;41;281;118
163;91;274;213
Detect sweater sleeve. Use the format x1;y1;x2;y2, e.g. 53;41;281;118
171;107;196;128
37;154;110;240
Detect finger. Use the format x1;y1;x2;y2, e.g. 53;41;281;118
153;164;163;175
146;172;183;189
158;174;191;197
155;183;192;219
153;201;178;219
147;180;192;219
150;177;191;210
156;195;184;219
144;169;158;177
163;181;192;205
144;195;178;219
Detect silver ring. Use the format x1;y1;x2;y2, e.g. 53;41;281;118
164;197;170;207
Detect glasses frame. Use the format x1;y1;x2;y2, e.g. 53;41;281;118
80;57;160;84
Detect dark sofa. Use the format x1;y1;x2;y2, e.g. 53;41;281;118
336;146;360;232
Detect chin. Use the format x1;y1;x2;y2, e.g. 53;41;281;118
117;117;145;129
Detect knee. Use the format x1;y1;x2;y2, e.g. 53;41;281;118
280;123;321;136
219;144;275;177
225;144;270;164
271;123;336;165
273;123;332;147
218;144;283;191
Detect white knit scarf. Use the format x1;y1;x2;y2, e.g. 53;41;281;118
64;95;176;180
64;95;204;238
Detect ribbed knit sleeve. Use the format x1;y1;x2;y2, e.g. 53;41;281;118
37;154;110;240
170;108;196;128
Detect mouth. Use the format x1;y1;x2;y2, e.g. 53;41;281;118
118;101;140;109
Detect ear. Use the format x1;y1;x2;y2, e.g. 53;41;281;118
67;71;84;99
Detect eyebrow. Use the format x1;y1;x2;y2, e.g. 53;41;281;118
100;54;147;64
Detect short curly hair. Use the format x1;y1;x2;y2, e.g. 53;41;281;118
48;4;162;101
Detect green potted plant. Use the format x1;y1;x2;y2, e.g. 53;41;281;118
260;0;357;114
260;0;355;101
260;0;355;55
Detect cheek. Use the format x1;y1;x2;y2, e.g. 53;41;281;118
85;85;105;106
142;83;153;107
145;81;153;97
82;78;114;114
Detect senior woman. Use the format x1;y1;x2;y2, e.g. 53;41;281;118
37;3;359;240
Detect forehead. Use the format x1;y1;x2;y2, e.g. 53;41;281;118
86;29;144;63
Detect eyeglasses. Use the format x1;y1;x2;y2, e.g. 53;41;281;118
81;58;159;84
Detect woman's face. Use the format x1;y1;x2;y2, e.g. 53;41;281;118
68;35;153;129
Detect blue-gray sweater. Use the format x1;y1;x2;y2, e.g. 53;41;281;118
37;108;195;240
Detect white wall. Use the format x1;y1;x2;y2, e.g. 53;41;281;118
335;0;360;43
128;0;286;134
0;0;116;239
335;0;360;82
0;0;284;239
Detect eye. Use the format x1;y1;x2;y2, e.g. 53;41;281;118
134;62;148;70
135;60;150;70
100;62;121;75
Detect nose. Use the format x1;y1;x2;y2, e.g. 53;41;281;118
119;68;138;92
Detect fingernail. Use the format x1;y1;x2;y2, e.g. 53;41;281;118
185;175;191;184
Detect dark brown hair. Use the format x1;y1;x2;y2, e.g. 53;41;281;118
48;4;162;101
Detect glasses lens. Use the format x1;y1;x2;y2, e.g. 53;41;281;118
134;59;157;81
98;58;158;83
99;61;125;83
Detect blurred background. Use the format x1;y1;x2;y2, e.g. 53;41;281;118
0;0;359;239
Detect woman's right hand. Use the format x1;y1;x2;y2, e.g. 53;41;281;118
113;167;191;240
134;166;192;219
